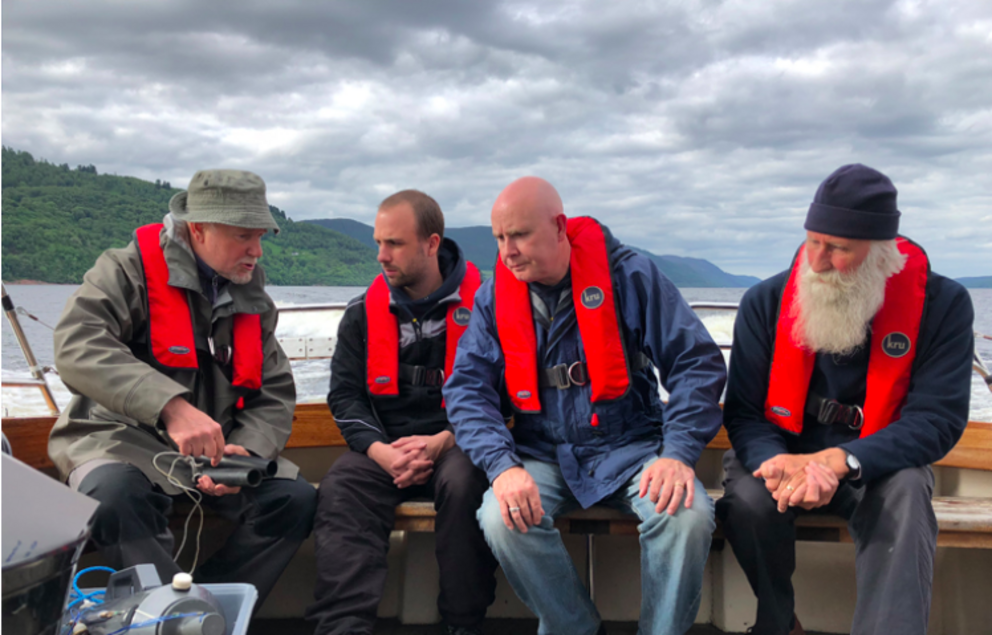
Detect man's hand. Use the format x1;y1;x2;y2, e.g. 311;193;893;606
752;454;813;495
773;448;849;511
774;460;842;512
639;457;697;515
161;396;226;466
196;444;250;497
387;431;456;488
392;431;455;464
492;466;544;532
368;440;433;488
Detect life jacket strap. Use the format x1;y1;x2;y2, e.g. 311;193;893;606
805;393;865;430
539;352;650;390
398;364;446;387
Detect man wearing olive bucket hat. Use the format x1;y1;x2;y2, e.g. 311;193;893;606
49;170;316;603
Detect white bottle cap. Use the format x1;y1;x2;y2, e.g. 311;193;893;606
172;572;193;591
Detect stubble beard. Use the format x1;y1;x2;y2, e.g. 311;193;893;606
385;257;429;292
791;240;907;356
223;261;256;285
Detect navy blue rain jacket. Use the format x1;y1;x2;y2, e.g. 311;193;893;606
442;225;727;508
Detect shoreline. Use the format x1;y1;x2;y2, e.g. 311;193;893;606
3;279;56;285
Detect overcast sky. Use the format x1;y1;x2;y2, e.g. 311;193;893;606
2;0;990;278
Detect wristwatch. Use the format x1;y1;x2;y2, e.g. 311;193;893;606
843;450;862;481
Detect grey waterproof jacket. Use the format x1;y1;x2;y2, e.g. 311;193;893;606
48;216;298;493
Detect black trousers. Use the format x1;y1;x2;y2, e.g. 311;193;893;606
77;461;316;605
715;450;937;635
306;447;498;635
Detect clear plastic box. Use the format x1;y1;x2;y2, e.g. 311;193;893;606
198;583;258;635
77;582;257;635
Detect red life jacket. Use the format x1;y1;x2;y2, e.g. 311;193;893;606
365;262;482;396
764;237;929;437
135;224;264;399
495;216;631;415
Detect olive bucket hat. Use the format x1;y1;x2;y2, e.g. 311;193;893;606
169;169;280;234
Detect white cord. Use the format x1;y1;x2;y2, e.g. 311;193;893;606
152;452;204;574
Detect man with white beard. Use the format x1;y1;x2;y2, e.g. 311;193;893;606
716;164;975;635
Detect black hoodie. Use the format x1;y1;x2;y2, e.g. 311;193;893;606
328;238;474;453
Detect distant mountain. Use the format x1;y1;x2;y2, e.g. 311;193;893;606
630;248;761;288
957;276;992;289
305;218;757;287
306;218;501;271
1;148;381;285
307;218;378;251
446;226;499;271
0;146;758;288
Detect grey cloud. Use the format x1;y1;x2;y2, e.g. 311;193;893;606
2;0;990;278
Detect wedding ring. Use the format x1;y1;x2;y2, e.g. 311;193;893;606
508;506;521;513
674;481;685;488
786;485;795;491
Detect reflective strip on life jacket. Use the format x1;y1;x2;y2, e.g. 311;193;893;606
135;223;265;394
495;216;631;413
764;237;929;437
365;262;483;396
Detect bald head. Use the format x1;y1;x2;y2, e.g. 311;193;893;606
492;176;564;225
491;176;570;285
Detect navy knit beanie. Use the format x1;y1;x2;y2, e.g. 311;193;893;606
804;164;900;240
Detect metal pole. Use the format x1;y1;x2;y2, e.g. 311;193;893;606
586;533;596;602
975;337;992;394
2;283;60;415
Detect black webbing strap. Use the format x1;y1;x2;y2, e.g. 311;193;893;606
398;363;445;387
538;352;651;390
804;392;864;430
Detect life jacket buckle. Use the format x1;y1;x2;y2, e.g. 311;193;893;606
542;362;589;389
849;405;865;431
208;337;232;365
816;398;864;430
567;362;588;386
551;363;571;390
411;366;445;386
817;398;841;424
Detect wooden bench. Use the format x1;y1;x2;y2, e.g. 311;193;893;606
285;404;992;547
4;403;991;549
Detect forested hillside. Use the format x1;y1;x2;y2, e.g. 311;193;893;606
1;148;381;285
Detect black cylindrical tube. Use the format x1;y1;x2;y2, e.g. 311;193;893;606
216;455;278;477
198;467;262;488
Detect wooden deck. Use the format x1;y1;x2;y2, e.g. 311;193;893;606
246;618;832;635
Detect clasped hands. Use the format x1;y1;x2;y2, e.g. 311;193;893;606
753;448;847;513
368;430;455;489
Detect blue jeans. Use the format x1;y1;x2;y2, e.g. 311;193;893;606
478;458;715;635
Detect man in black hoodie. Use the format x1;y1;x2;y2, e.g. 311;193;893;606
306;190;497;635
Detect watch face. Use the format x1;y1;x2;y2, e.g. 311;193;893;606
845;453;861;478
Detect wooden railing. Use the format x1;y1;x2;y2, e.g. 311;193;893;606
3;405;991;549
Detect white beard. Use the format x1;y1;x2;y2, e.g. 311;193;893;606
791;240;907;356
